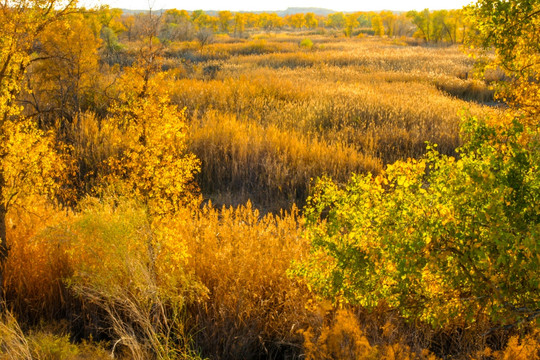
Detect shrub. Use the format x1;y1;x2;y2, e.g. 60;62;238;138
300;38;314;50
293;115;540;326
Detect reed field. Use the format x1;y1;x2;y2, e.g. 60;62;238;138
162;35;499;208
1;3;538;359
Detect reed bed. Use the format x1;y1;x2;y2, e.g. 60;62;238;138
163;38;497;207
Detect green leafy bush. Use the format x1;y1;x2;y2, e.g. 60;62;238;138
293;115;540;326
299;38;314;50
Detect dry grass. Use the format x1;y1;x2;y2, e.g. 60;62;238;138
0;311;32;360
2;196;532;359
4;202;73;324
163;37;497;207
2;197;310;359
179;202;309;358
189;111;381;209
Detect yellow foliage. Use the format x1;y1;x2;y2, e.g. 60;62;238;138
26;12;101;123
0;119;70;211
0;0;78;120
106;65;201;215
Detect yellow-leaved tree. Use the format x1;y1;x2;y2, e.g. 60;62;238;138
0;0;76;299
106;61;201;216
467;0;539;122
25;12;102;125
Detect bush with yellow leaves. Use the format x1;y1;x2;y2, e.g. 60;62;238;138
105;63;201;216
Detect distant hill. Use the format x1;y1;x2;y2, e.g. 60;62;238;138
119;7;336;16
120;8;166;15
276;7;336;16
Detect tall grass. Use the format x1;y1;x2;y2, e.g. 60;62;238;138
4;201;73;324
189;111;381;209
166;38;496;207
182;202;309;358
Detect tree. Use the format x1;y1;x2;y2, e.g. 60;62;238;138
344;13;359;37
160;9;194;42
194;12;218;32
24;13;101;125
380;10;396;37
304;12;318;29
467;0;540;116
133;11;162;44
286;13;306;30
191;9;204;22
218;10;232;33
371;15;384;36
163;8;189;24
0;0;75;300
445;9;465;44
244;12;259;29
407;9;431;42
106;62;200;217
96;5;125;35
93;6;125;60
356;12;371;28
393;13;416;38
233;12;245;37
258;12;283;31
121;14;135;41
430;10;450;42
326;12;346;29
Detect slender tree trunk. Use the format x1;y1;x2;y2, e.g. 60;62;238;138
0;202;8;305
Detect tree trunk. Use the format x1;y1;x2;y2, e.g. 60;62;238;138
0;203;7;305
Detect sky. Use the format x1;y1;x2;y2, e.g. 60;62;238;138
87;0;475;12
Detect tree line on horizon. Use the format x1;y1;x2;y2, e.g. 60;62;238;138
96;6;475;44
